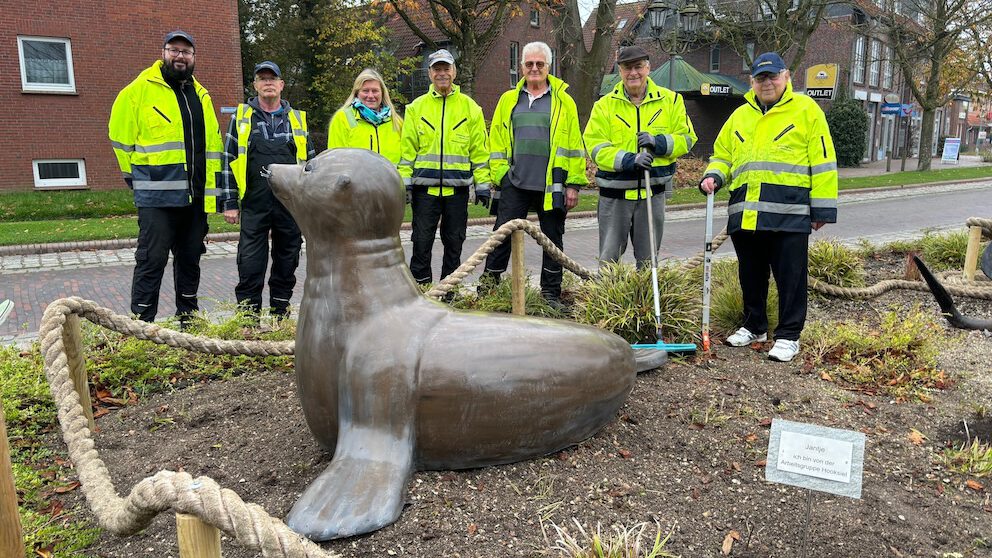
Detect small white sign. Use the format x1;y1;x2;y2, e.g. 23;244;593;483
777;431;853;483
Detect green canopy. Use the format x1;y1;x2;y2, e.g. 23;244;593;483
600;56;749;96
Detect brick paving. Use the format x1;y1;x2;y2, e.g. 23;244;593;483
3;179;991;344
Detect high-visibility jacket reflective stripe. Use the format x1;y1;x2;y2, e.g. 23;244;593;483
489;74;588;211
108;59;223;212
397;84;491;197
228;104;308;199
326;107;402;165
583;77;696;200
704;81;838;233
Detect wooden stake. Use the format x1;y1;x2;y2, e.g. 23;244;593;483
1;399;26;558
177;513;221;558
964;225;983;282
511;230;525;316
903;251;921;281
63;314;95;431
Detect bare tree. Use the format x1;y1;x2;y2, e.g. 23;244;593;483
696;0;836;70
883;0;992;170
384;0;517;97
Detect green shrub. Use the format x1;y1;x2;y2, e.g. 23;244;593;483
451;275;566;318
808;239;866;287
572;262;699;344
708;259;778;336
920;230;971;271
826;89;869;167
801;305;950;401
980;148;992;163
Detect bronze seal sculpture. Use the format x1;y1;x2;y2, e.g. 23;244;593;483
268;149;646;541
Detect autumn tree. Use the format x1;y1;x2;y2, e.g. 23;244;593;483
239;0;413;130
383;0;517;97
695;0;837;71
882;0;992;170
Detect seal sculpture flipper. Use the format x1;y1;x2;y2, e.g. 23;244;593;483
914;255;992;330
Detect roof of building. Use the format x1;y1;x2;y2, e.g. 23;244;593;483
385;3;504;61
582;1;646;53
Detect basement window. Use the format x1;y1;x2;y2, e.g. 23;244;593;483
33;159;87;189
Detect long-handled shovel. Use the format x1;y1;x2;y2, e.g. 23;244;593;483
631;158;697;355
701;192;715;352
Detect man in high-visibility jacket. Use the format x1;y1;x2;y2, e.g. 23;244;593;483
479;41;587;309
583;45;697;268
398;49;491;288
109;30;224;326
220;61;315;319
700;52;838;362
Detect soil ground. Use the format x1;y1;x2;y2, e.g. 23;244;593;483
55;254;992;558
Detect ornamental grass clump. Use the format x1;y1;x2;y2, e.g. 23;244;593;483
453;275;566;318
801;305;952;402
808;238;866;288
920;230;973;271
708;259;778;336
572;262;698;345
943;439;992;478
545;518;678;558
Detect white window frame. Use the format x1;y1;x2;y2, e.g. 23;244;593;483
710;44;720;72
852;36;866;84
743;42;755;71
509;41;520;87
33;159;87;189
868;39;881;87
18;36;76;94
883;45;894;89
530;8;540;27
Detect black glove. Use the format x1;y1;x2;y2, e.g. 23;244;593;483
637;132;655;151
405;187;412;205
475;191;491;209
633;151;654;170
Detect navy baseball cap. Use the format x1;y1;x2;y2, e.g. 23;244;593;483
254;61;281;77
751;52;786;77
163;30;195;48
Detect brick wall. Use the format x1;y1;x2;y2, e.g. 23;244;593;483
0;1;242;191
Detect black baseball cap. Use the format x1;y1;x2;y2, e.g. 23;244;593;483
751;52;787;77
163;30;195;48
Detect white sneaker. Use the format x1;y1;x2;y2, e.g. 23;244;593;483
0;299;12;326
768;339;800;362
726;327;767;347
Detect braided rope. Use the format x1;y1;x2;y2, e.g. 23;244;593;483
965;217;992;239
39;297;337;558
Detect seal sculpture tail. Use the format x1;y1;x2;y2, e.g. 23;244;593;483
633;347;668;372
914;255;992;330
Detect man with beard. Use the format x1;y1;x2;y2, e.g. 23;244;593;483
220;61;315;319
109;30;224;327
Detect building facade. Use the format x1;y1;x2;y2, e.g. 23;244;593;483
0;1;242;192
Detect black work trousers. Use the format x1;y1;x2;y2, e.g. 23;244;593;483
234;200;302;315
730;230;809;341
131;205;209;322
409;187;468;285
483;184;566;298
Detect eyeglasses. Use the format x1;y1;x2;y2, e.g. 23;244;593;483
620;61;648;72
524;61;546;69
164;47;195;57
753;71;785;83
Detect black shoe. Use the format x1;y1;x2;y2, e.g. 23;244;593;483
477;272;501;297
441;291;456;303
270;306;290;321
542;294;567;313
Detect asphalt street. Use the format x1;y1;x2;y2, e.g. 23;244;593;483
2;180;990;343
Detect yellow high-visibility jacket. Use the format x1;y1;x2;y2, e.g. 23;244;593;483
489;75;588;211
583;77;696;200
228;103;309;200
398;84;491;196
326;106;402;165
109;60;223;212
704;82;838;233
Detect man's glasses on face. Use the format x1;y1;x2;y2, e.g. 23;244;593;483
753;71;784;83
165;47;195;57
620;61;648;73
524;61;546;69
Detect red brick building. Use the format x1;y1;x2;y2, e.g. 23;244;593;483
386;3;559;117
0;1;242;192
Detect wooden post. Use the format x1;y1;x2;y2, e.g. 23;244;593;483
63;314;95;431
177;513;221;558
511;230;525;316
903;251;921;281
1;399;26;558
964;225;983;282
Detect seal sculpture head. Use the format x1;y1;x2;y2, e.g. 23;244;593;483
268;149;641;541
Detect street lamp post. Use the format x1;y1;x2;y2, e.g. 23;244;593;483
648;0;701;91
